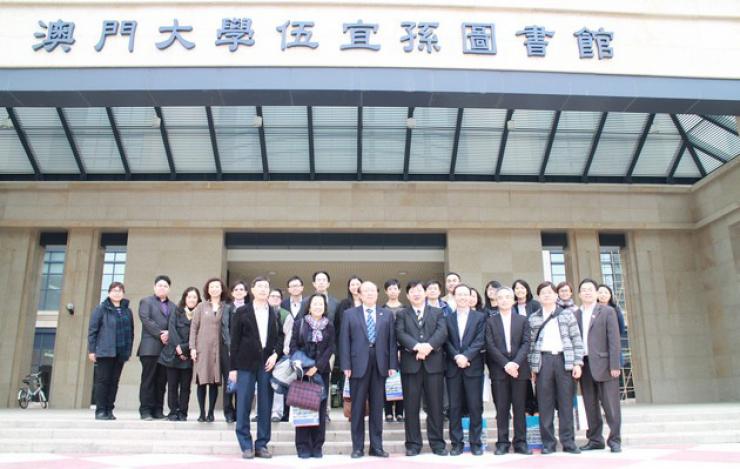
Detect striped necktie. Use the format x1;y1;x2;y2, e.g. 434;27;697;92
366;308;376;344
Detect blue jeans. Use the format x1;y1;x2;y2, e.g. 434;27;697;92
235;369;273;451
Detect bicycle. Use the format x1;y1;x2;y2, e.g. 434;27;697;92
17;372;48;409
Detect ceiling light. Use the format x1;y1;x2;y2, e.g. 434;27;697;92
151;116;161;129
406;117;416;129
0;117;13;129
252;116;263;128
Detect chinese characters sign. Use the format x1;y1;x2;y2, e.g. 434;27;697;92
31;17;615;60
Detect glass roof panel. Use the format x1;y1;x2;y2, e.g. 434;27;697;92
63;108;124;174
112;107;170;173
211;106;262;173
161;107;215;173
455;108;506;175
14;108;78;173
0;108;34;174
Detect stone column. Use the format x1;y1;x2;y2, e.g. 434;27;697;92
565;230;603;285
50;228;103;408
446;229;542;293
623;230;717;403
0;228;42;407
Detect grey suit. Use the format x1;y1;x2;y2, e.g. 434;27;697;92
137;295;176;418
576;303;622;449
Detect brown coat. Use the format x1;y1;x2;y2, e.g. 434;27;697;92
190;301;222;384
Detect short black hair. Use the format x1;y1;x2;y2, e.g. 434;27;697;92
312;271;331;282
536;281;556;296
154;275;171;286
287;276;303;287
579;278;599;291
453;283;471;295
108;281;125;293
384;278;400;290
270;288;283;299
425;280;442;290
405;280;424;293
446;272;461;281
251;275;270;288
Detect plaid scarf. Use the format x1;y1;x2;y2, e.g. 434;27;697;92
304;315;329;343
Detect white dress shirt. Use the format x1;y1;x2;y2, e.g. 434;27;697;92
500;312;512;354
517;303;527;317
541;309;563;353
254;303;269;349
581;303;595;356
290;298;302;317
456;309;469;343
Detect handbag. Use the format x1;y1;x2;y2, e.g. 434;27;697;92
286;378;323;411
270;356;297;393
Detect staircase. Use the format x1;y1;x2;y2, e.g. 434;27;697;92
0;403;739;455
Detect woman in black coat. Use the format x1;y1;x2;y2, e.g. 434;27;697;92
87;282;134;420
290;293;336;459
159;287;200;421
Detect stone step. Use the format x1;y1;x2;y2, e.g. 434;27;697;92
1;430;740;456
1;418;738;442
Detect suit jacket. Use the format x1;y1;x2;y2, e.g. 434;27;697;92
302;293;339;323
339;305;398;379
137;295;176;357
444;310;486;378
230;302;281;372
395;305;448;374
575;303;621;382
515;299;541;317
289;316;336;374
485;312;530;381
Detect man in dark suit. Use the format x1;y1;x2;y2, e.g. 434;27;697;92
137;275;176;420
301;271;339;322
485;287;532;455
445;284;486;456
229;276;281;460
576;279;622;453
395;280;448;456
340;281;398;459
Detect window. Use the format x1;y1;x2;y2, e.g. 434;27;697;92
600;246;626;309
37;247;66;311
542;248;567;285
600;245;634;400
100;248;127;301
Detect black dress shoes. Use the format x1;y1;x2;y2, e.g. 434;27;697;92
350;450;363;459
369;448;389;457
432;448;449;456
206;413;215;422
405;449;420;456
152;411;166;420
563;447;582;454
471;446;484;456
580;442;606;451
494;446;509;455
197;414;206;422
255;448;272;459
225;416;235;424
514;447;533;455
610;445;622;453
94;412;108;420
449;446;464;456
541;448;555;455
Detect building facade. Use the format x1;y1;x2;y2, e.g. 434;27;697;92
0;0;738;409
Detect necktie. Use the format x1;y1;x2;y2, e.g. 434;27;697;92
416;309;423;328
366;308;376;344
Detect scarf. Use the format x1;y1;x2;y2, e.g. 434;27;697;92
184;306;194;321
305;315;329;343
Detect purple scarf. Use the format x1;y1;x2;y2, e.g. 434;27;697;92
305;315;329;343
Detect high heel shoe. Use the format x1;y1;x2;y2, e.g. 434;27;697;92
207;412;215;422
197;413;206;422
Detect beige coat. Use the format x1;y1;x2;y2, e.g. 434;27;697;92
189;301;222;384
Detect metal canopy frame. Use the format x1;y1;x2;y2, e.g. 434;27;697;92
1;105;737;185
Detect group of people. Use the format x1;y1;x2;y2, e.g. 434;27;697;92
86;271;625;458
